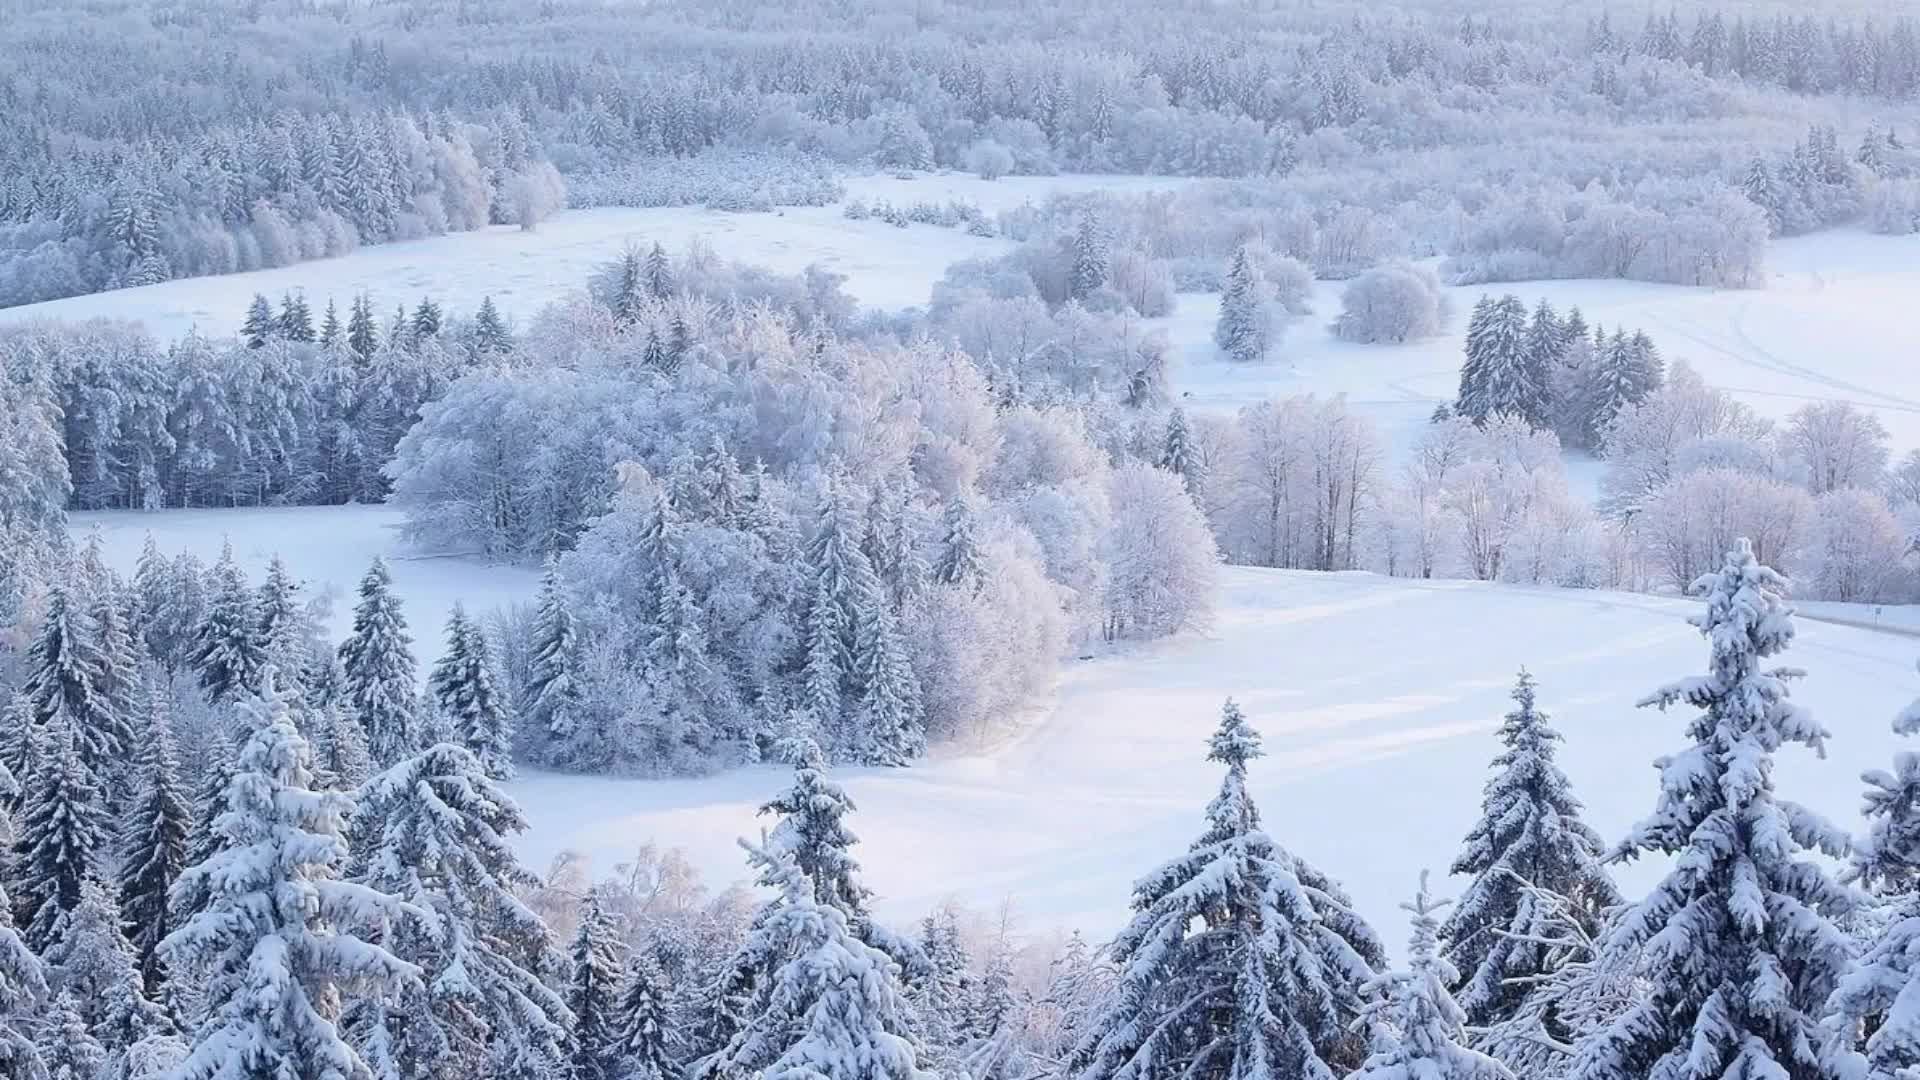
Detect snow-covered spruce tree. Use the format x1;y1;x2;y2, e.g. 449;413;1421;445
15;720;108;950
645;242;676;301
525;559;586;767
339;557;421;768
310;697;374;791
351;743;570;1080
0;870;47;1080
242;293;276;348
43;878;169;1050
803;481;904;762
116;677;192;1001
1070;700;1384;1080
169;738;236;930
931;498;983;590
1570;539;1857;1080
913;908;972;1065
1351;873;1515;1080
40;990;106;1080
1215;246;1272;363
1160;407;1205;498
612;952;676;1080
1439;670;1619;1029
22;583;127;780
1456;295;1538;426
569;888;626;1080
759;741;879;937
429;605;514;780
695;840;928;1080
255;554;309;694
1821;665;1920;1079
851;587;924;767
161;670;419;1080
193;542;265;706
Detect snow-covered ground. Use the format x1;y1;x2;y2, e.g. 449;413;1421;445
510;566;1920;952
1171;228;1920;473
69;505;539;665
69;506;1920;952
0;173;1194;339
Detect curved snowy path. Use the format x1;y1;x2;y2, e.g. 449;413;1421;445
512;567;1920;950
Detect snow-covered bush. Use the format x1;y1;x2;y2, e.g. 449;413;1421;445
1332;262;1448;343
965;139;1016;180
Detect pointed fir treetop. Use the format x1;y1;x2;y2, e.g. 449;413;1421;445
1350;872;1514;1080
759;748;872;923
162;667;420;1080
1572;539;1857;1080
1439;670;1618;1028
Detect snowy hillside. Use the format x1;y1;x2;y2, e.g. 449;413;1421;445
71;507;1920;951
508;564;1920;951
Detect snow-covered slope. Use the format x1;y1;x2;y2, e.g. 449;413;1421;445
513;565;1918;951
72;505;1920;950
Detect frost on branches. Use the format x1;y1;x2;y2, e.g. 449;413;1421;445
161;670;420;1080
1823;662;1920;1080
1570;539;1858;1080
1350;872;1514;1080
1440;671;1619;1029
1070;700;1383;1080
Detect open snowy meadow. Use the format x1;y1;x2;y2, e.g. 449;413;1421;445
71;504;1920;950
13;171;1919;497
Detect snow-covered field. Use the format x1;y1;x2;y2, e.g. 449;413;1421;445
70;506;1920;951
0;173;1193;339
69;505;539;665
1173;228;1920;472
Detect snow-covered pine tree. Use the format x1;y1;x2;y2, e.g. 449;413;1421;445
1215;246;1271;363
694;840;927;1080
161;670;419;1080
1580;329;1662;449
1570;539;1857;1080
1160;407;1206;499
14;720;108;949
39;991;106;1080
43;879;169;1050
309;698;374;791
1350;873;1515;1080
525;559;586;767
612;952;676;1080
23;583;125;780
352;743;570;1080
349;294;380;361
1070;700;1384;1080
429;605;514;780
1439;670;1619;1028
851;588;924;767
804;481;889;759
1821;664;1920;1079
1070;212;1109;300
644;243;675;301
411;297;443;341
320;298;343;347
1521;300;1566;428
279;292;315;343
473;296;512;355
255;554;309;696
0;871;47;1079
339;557;421;768
1457;294;1537;425
913;907;972;1064
193;543;264;706
759;741;876;928
611;250;647;325
116;677;191;1001
568;888;626;1080
242;294;276;349
932;498;983;590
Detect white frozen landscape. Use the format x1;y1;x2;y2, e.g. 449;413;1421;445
11;172;1918;491
71;504;1920;950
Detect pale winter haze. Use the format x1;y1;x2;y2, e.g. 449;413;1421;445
1;1;1919;1079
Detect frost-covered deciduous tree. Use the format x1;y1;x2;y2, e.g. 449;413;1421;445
1351;873;1514;1080
1439;671;1619;1029
162;672;420;1080
1333;262;1448;344
1783;401;1891;495
1071;701;1383;1080
1570;540;1857;1080
339;557;420;768
1101;463;1218;640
